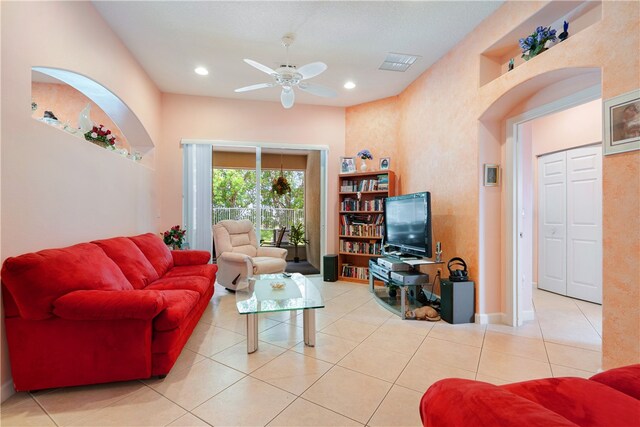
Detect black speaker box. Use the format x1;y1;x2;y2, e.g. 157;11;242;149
440;279;475;324
323;254;338;282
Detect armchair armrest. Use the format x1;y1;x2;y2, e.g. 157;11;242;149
171;250;211;266
256;247;287;259
53;290;165;321
217;251;253;264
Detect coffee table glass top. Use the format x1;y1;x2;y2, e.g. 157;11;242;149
236;273;324;315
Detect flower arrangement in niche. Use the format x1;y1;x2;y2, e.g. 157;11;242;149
519;26;557;61
162;225;187;249
271;175;291;196
84;124;116;149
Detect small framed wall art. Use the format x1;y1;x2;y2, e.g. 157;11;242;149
340;156;356;174
484;164;500;186
379;157;390;170
603;89;640;155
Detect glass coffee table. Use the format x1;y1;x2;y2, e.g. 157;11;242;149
236;273;324;353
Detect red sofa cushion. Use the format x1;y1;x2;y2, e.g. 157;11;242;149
1;243;132;320
92;237;159;289
164;264;218;283
146;276;211;296
54;290;165;320
590;364;640;400
129;233;173;277
421;379;578;426
154;290;200;331
504;377;640;427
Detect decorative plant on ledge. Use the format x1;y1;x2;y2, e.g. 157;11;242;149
162;225;187;250
519;26;557;61
84;124;116;149
289;222;309;263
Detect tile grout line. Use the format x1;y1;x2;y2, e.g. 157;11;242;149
27;392;61;427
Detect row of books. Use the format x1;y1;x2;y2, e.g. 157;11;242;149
340;179;381;192
340;213;384;227
340;224;383;237
339;240;382;255
340;197;384;212
341;265;369;280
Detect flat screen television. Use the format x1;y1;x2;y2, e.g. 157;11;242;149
383;192;432;258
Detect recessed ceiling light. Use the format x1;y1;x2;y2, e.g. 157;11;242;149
194;67;209;76
344;81;356;89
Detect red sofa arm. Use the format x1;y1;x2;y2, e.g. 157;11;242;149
53;290;165;321
420;379;578;427
171;250;211;266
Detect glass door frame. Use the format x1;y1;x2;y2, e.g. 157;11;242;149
188;139;328;275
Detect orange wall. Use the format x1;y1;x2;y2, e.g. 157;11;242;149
158;93;345;252
346;96;400;176
31;82;130;150
1;1;161;400
345;1;639;368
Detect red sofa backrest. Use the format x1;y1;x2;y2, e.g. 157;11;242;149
129;233;174;277
92;237;159;289
1;243;133;320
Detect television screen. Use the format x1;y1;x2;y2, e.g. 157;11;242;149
384;192;432;258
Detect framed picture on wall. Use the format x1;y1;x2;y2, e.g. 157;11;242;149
484;164;500;186
379;157;390;170
340;156;356;174
603;89;640;156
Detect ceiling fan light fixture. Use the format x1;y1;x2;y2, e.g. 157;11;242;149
194;66;209;76
344;81;356;89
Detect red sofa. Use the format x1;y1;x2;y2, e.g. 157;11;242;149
1;233;217;392
420;364;640;426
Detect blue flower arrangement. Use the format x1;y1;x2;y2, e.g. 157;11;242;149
519;26;557;61
357;149;373;160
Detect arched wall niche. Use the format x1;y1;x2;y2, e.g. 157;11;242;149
477;67;602;324
31;66;155;155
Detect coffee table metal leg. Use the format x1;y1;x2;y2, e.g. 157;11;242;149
247;313;258;353
303;309;316;347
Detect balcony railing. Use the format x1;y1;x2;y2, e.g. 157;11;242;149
212;207;304;230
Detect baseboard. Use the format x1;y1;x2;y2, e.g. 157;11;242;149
1;379;14;403
475;312;504;324
532;281;538;289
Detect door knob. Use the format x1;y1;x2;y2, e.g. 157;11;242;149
519;232;524;238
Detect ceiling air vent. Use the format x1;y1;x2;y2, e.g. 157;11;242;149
379;52;420;72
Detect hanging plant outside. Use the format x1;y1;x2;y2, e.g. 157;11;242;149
272;174;291;196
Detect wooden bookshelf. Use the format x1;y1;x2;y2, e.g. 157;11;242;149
338;170;395;283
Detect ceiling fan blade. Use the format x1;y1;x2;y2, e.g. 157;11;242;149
297;62;327;80
298;83;337;98
234;83;275;93
243;59;276;75
281;88;295;109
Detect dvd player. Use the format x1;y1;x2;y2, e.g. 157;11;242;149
390;270;429;286
378;257;411;271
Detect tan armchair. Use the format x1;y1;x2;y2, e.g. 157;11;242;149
213;220;287;290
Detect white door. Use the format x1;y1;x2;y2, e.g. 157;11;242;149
566;146;602;303
538;151;567;295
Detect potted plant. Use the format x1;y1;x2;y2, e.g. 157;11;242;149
518;26;557;61
289;222;309;263
357;149;373;172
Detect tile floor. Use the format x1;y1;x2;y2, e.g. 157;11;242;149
1;280;603;427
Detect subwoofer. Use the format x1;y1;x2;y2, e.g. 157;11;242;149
440;279;475;324
323;254;338;282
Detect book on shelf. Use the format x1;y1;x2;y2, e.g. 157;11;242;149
339;239;382;255
340;224;383;237
339;179;382;192
340;197;385;212
341;264;369;280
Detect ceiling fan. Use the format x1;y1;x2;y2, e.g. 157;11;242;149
235;33;337;109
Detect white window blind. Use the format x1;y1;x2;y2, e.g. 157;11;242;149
183;144;212;254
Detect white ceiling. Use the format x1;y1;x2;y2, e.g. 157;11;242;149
93;1;503;108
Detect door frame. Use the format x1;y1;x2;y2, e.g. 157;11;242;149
504;85;600;326
182;139;329;275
